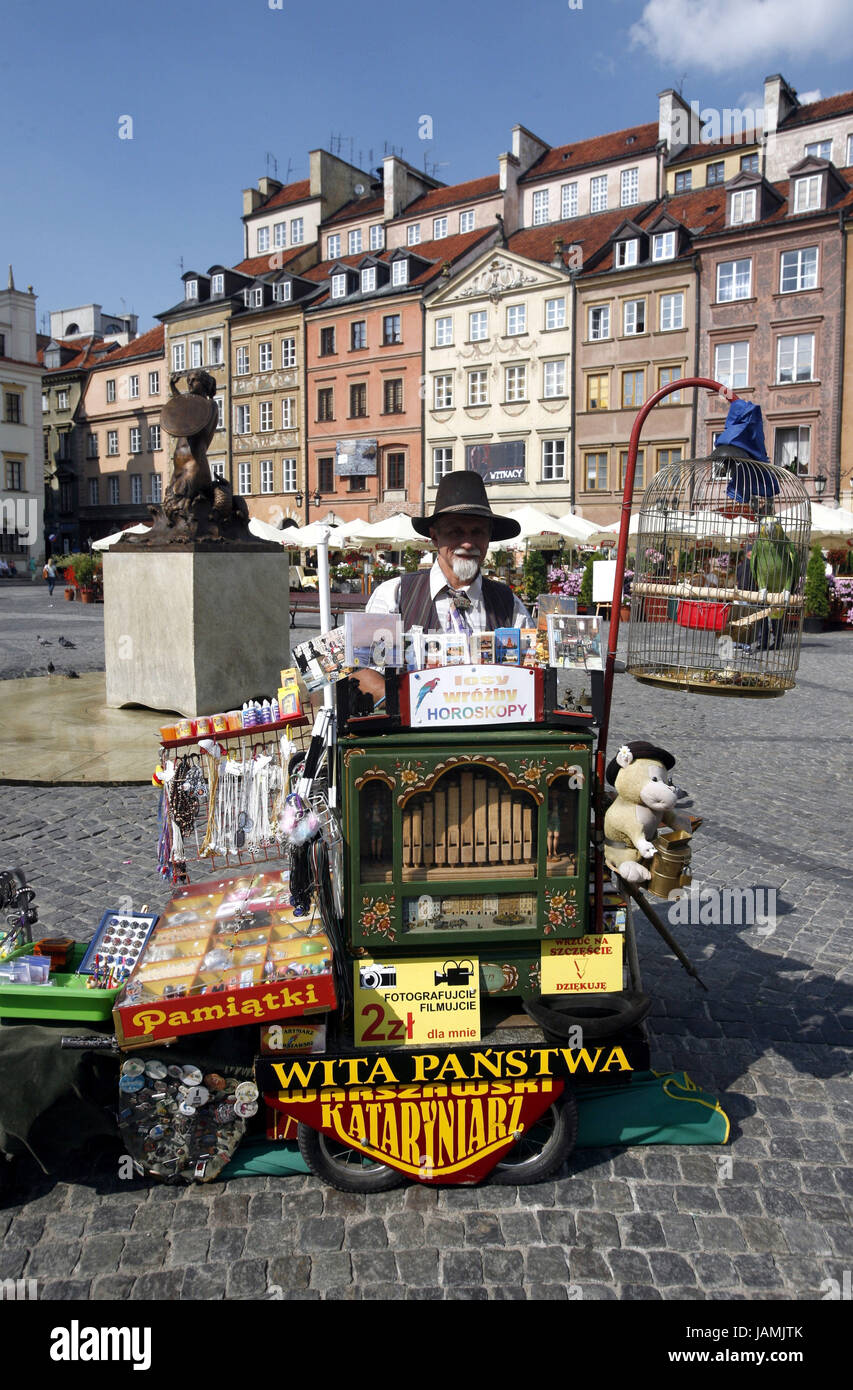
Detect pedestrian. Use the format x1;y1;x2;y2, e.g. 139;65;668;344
43;558;57;606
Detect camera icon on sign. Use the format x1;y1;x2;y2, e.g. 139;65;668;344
359;964;397;989
434;960;474;986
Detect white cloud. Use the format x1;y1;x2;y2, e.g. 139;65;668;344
797;89;823;104
630;0;853;73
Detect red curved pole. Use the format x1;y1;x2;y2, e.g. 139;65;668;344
592;377;739;930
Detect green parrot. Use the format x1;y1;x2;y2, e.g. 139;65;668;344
750;520;800;615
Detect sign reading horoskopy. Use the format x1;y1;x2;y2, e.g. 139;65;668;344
406;668;537;729
354;956;481;1046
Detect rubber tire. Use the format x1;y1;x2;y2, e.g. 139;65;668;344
297;1123;407;1193
523;989;652;1041
487;1088;578;1186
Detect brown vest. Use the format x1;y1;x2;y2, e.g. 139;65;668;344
399;570;515;631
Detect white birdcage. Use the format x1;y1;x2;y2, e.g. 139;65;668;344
626;451;811;696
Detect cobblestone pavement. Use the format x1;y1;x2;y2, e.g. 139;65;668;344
1;611;851;1300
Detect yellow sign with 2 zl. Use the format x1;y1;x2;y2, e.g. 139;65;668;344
354;957;481;1047
541;933;623;995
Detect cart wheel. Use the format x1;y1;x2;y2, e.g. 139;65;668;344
523;989;652;1042
487;1089;577;1186
297;1124;407;1193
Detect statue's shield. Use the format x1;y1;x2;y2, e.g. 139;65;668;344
161;394;218;438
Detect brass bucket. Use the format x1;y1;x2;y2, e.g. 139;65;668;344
647;830;692;899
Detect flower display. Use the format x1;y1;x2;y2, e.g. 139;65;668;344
547;565;584;597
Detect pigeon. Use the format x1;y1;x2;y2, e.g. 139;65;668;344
58;636;75;648
47;660;55;674
66;670;79;679
37;636;51;645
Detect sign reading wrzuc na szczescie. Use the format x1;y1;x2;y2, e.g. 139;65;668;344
465;440;525;484
336;438;378;476
541;933;623;995
354;956;481;1046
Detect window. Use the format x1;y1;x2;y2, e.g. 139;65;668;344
658;365;683;402
190;340;203;369
237;462;252;494
320;327;336;356
386;453;405;490
774;425;811;474
150;473;162;503
805;140;832;161
185;278;198;299
674;170;692;193
561;182;578;218
348;229;363;255
281;337;296;368
331;273;348;299
652;231;676;261
740;153;759;173
382;314;401;345
618;450;644;489
392;260;409;286
656;447;682;474
172;343;186;372
273;222;287;248
777;333;815;383
588;305;610;340
43;433;50;462
616;239;638;268
109;477;120;506
714;341;749;389
106;378;116;403
208;335;223;365
433;216;448;239
351;319;367;350
327;234;341;259
459;210;475;233
260;460;274;494
87;433;98;457
350;383;367;418
348;474;366;492
210;461;226;481
58;431;71;460
282;458;297;492
259;401;273;432
585;453;608;490
361;267;376;293
235;404;251;434
290;218;304;244
148;424;161;451
281;398;294;429
707;161;725;186
433;447;453;485
88;478;99;505
250;286;263;308
107;430;119;455
57;389;69;409
433;374;453;409
407;224;421;245
533;189;550;225
543;360;566;397
780;246;818;293
435;316;453;347
318;458;334;492
370;225;385;250
621;167;639;207
258;341;273;372
505;365;527;401
506;304;526;335
586;374;609;410
60;480;73;512
5;461;22;490
236;346;249;375
383;379;403;414
275;280;291;304
256;227;270;253
660;292;684;331
848;134;853;167
469;310;488;341
214;396;224;428
793;175;821;212
149;370;160;395
317;388;334;421
131;474;142;504
623;299;645;335
467;369;488;406
716;258;752;301
42;392;48;412
622;370;645;408
542;439;566;480
730;189;756;224
545;298;566;330
211;273;225;295
590;175;608;212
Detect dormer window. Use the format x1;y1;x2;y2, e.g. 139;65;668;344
273;281;292;302
331;273;348;299
729;189;756;225
652;231;676;261
211;274;224;296
361;267;376;293
392;260;409;286
615;239;638;267
793;174;821;213
243;286;263;308
185;279;198;300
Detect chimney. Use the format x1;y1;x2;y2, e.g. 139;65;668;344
552;237;564;269
763;73;799;137
658;89;701;152
258;176;283;199
242;187;263;216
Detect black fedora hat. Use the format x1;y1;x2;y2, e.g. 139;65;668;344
413;471;520;541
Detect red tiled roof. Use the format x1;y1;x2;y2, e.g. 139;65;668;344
781;88;853;129
323;194;385;227
667;132;761;167
87;324;164;369
400;175;500;216
39;336;122;373
234;245;309;277
509;205;660;269
306;227;495;305
520;122;659;182
247;179;311;215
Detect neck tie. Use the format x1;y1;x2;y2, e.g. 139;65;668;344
447;588;472;633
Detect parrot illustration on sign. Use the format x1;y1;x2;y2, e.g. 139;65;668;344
415;677;441;712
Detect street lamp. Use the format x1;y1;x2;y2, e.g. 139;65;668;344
813;472;827;499
294;490;303;508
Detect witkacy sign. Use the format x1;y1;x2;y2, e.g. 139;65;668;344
408;668;536;728
354;956;481;1046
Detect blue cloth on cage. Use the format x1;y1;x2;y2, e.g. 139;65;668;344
714;400;769;462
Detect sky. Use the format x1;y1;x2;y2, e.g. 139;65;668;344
3;0;853;335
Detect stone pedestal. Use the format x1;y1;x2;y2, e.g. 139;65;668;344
104;549;290;715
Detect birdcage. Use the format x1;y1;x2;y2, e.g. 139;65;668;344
626;452;811;696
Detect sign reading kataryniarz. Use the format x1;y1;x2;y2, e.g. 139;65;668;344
257;1043;639;1091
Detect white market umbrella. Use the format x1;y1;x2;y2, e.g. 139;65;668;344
92;523;151;550
488;505;591;550
279;521;342;549
247;517;295;545
357;513;432;549
776;501;853;546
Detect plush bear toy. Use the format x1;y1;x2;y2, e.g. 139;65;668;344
604;741;693;884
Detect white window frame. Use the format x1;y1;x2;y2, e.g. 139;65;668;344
237;461;252;495
730;189;757;225
780;246;818;293
776;333;815;384
505;364;527;402
273;222;287;248
131;473;143;504
235;404;251;435
714;341;749;390
88;478;99;505
620;167;639;207
236;346;249;375
532;189;550;226
543;360;566;398
327;234;341;259
185;279;198;300
256;226;270;254
331;273;347;299
652;231;675;261
369;224;385;250
258;400;273;432
433;374;454;409
189;340;203;369
467;369;488;406
623;299;646;336
435;316;453;347
716;259;752;302
590;174;608;213
211;273;224;296
259;460;274;494
281;337;296;368
804;140;832;160
251;286;263;308
281;398;294;429
392;260;409;286
258;341;273;372
588;304;610;340
148;424;161;451
171;343;186;372
545;297;566;330
407;224;421;246
433;446;453;485
348;229;363;255
150;473;162;503
282;458;297;492
214;396;224;429
542;439;566;481
106;378;116;403
774;425;811;475
793;175;821;213
290;217;304;245
459;210;475;233
109;476;120;506
87;433;98;457
660;292;684;332
129;427;141;454
210;461;226;482
148;370;160;395
273;281;292;303
107;429;119;456
128;375;139;400
506;303;527;336
469;310;488;341
361;267;376;293
57;388;69;409
561;182;578;218
433;216;448;239
616;239;639;267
